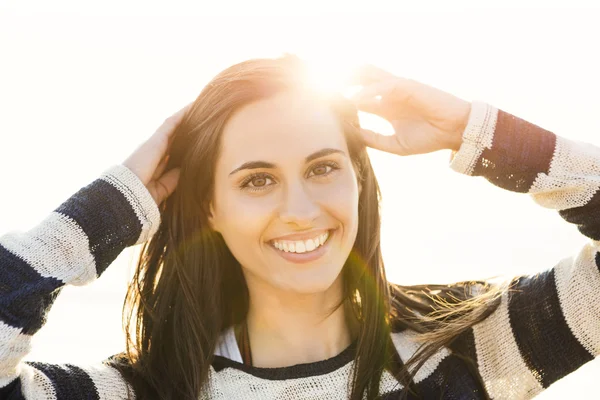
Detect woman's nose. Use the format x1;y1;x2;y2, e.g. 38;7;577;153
278;181;320;228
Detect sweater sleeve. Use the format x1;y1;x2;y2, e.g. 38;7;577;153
0;164;160;399
450;102;600;399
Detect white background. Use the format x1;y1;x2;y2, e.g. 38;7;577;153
1;1;599;398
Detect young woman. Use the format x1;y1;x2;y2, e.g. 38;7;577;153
1;55;599;399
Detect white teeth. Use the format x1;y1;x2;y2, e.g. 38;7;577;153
272;230;331;254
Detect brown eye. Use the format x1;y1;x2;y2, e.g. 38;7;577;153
240;173;275;192
308;161;339;178
312;165;329;176
251;177;267;187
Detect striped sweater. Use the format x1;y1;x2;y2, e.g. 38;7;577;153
1;102;600;399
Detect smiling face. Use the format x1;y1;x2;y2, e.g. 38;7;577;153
208;90;361;296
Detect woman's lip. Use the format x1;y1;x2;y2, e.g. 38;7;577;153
269;229;335;264
270;228;331;242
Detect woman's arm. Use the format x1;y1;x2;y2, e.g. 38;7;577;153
449;102;600;399
351;66;600;398
0;164;160;398
0;105;187;398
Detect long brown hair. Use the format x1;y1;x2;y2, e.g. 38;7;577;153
110;55;506;399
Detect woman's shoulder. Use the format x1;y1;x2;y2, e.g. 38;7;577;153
9;357;134;399
387;279;502;387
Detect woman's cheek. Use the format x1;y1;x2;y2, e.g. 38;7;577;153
324;175;360;239
215;199;270;269
222;194;276;239
319;173;360;210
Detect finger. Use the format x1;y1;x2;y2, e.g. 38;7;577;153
151;155;170;182
352;77;417;103
349;64;399;86
350;81;395;117
153;103;193;141
149;167;181;205
359;128;404;155
351;81;400;118
143;103;192;173
353;97;386;117
351;80;395;102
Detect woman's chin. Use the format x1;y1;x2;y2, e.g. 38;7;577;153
274;269;344;295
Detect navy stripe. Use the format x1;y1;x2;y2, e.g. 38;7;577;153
559;187;600;241
212;341;356;379
0;377;25;399
449;328;478;369
55;179;143;276
473;110;556;193
507;270;594;388
0;244;63;334
412;354;487;399
27;362;100;400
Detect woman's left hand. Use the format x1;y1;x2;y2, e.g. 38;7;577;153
350;65;472;156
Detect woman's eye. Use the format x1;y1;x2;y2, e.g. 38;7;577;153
240;173;275;192
312;165;330;176
240;162;339;192
308;161;339;177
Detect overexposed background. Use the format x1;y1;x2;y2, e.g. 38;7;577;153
1;1;599;398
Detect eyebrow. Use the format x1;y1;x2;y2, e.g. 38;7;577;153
228;148;346;176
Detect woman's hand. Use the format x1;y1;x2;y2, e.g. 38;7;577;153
350;65;472;156
123;105;190;206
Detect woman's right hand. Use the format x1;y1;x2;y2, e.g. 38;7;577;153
123;104;190;206
350;65;471;156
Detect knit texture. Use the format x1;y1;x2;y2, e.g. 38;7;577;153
1;103;600;399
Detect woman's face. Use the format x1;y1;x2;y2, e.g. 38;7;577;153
209;90;360;295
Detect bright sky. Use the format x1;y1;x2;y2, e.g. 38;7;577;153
1;2;600;398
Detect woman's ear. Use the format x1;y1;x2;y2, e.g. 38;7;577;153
352;164;363;197
207;202;220;233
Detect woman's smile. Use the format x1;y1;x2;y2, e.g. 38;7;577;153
268;228;337;264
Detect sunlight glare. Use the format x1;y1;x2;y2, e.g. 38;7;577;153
302;57;361;97
301;57;394;135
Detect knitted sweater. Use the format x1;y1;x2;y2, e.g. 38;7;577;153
1;102;599;399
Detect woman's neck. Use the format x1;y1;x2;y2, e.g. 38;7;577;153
244;276;353;368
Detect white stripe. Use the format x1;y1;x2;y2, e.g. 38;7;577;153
450;102;498;176
472;295;543;400
19;364;58;400
205;361;404;399
208;362;355;399
80;363;134;400
214;327;243;362
0;321;31;387
554;243;600;356
530;136;600;210
379;369;405;395
0;212;97;286
100;165;161;245
391;330;450;383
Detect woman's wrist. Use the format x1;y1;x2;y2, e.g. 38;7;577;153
449;102;498;176
446;101;472;152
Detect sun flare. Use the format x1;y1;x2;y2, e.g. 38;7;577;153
301;57;362;98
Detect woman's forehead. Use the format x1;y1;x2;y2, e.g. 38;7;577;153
219;92;349;166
